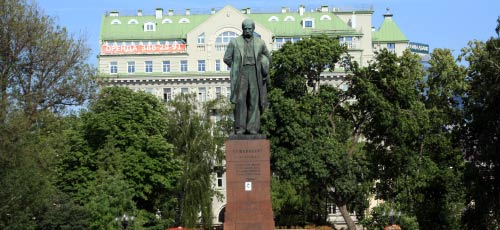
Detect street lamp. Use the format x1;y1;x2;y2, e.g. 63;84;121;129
115;213;135;230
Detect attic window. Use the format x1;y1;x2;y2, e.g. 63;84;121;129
111;19;121;25
128;19;138;24
284;16;295;21
162;18;173;24
303;18;314;28
179;18;190;23
268;16;279;22
320;15;332;21
144;22;156;31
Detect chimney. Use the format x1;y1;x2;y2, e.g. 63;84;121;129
321;5;329;12
299;5;305;16
155;8;163;19
371;26;376;32
168;9;174;16
109;10;119;17
281;7;287;13
246;8;251;14
137;9;142;16
211;8;216;14
185;8;190;15
351;13;356;28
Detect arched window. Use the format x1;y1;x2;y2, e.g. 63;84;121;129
268;16;279;22
179;18;190;23
320;15;332;21
128;19;138;24
216;31;238;44
215;31;238;51
111;19;121;25
162;18;173;24
284;16;295;22
144;22;156;31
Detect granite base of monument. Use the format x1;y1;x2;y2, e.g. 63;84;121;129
224;136;274;230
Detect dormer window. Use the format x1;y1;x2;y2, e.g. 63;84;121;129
179;18;190;23
284;16;295;22
111;19;121;25
128;19;138;24
162;18;173;24
303;18;314;28
320;15;332;21
268;16;279;22
144;22;156;31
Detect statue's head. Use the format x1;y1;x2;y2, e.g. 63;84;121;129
242;19;255;39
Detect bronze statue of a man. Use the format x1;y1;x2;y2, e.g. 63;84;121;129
224;19;271;135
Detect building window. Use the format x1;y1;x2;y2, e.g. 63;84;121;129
197;33;205;44
215;60;221;72
215;31;238;51
145;61;153;73
163;88;172;102
216;31;238;43
162;18;172;24
226;87;231;98
109;61;117;74
320;15;332;21
144;22;156;31
162;61;170;73
181;87;189;94
198;60;206;72
387;43;396;51
303;19;314;28
216;171;223;187
144;88;155;95
216;87;222;99
111;19;121;25
127;61;135;73
327;203;336;214
198;87;206;102
128;19;138;24
268;16;279;22
180;60;188;72
179;18;190;23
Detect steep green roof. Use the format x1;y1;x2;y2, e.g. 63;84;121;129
100;6;362;41
247;12;360;37
100;14;210;40
372;14;408;42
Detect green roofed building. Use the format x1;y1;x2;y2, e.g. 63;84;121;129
97;4;426;228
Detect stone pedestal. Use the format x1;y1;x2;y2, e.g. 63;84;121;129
224;136;274;230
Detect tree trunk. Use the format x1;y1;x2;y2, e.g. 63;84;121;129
338;204;357;230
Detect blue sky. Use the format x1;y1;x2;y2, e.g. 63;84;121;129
37;0;499;66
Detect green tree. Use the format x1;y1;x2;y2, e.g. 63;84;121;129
461;22;500;229
0;112;90;229
165;94;227;229
349;48;466;229
57;87;182;228
0;0;96;124
263;35;370;229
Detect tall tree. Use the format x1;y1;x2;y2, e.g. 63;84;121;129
349;48;466;229
165;94;227;229
461;22;500;229
0;0;96;124
263;35;370;229
57;87;182;228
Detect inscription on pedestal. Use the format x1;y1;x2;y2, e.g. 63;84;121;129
224;139;274;230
